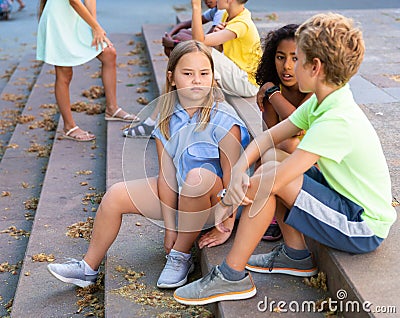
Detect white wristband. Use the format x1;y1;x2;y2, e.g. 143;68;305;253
268;90;281;101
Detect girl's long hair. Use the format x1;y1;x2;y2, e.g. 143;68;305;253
256;24;299;86
38;0;47;19
158;40;223;140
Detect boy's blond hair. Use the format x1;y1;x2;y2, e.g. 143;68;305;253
295;13;365;87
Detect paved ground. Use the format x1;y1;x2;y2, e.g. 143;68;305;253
1;0;399;60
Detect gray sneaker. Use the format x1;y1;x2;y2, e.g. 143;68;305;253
174;266;256;305
157;253;194;288
245;244;318;277
47;258;98;288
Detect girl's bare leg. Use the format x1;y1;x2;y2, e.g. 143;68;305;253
173;168;223;253
97;47;117;114
97;47;138;120
55;66;76;132
55;65;95;139
225;162;305;271
84;177;162;270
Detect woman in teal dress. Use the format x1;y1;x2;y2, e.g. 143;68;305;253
37;0;139;141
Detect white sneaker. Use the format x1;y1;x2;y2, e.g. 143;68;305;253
47;258;97;288
157;251;194;288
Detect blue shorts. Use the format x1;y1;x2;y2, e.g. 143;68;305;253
285;167;383;254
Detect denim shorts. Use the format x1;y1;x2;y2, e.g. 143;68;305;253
285;166;383;254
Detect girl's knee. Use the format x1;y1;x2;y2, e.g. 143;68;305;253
101;46;117;63
102;182;126;206
55;66;73;83
182;168;219;196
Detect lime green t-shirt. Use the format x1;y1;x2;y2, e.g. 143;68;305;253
289;84;396;238
222;8;261;86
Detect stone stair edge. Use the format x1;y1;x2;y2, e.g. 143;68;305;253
0;56;59;317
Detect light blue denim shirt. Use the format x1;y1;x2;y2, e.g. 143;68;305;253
153;101;250;187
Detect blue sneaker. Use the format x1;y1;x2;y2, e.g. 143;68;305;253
157;251;194;288
47;259;97;288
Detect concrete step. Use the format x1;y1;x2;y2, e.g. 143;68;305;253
0;54;42;160
9;54;108;316
0;59;18;97
0;56;55;317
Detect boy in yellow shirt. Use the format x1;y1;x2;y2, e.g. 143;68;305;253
191;0;261;97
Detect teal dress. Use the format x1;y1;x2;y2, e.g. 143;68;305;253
36;0;102;66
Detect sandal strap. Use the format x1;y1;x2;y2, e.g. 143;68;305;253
124;123;154;137
65;126;79;136
110;107;122;118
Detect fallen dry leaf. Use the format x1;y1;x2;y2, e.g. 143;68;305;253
32;253;55;262
82;86;105;99
303;271;327;291
66;217;94;240
137;97;149;105
76;170;93;175
0;226;30;239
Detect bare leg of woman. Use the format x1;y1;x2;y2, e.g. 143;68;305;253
84;177;162;270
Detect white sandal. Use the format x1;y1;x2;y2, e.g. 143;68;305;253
105;107;140;122
63;126;96;142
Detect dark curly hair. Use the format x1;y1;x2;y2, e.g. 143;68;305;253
256;24;299;86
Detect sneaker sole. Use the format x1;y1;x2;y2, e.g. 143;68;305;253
245;264;318;277
156;263;195;289
261;234;283;242
47;266;95;288
174;286;257;305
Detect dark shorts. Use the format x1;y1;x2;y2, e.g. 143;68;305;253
285;167;383;254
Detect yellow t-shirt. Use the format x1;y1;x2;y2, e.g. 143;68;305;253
222;8;262;86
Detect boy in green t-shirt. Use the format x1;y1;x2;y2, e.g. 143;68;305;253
174;13;397;305
191;0;261;98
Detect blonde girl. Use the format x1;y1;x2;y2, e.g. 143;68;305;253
37;0;139;141
47;40;250;289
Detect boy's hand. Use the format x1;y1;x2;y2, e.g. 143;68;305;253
164;229;178;254
162;32;175;48
213;22;227;33
191;0;202;10
224;169;253;207
215;203;234;231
